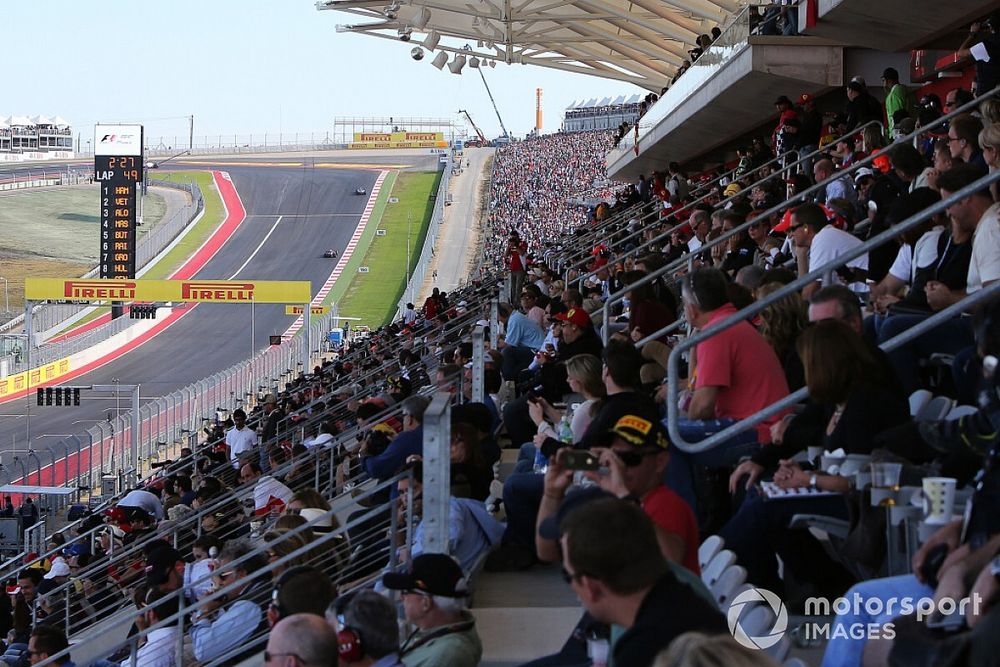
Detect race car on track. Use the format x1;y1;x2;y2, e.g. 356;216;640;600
323;249;338;259
355;187;367;195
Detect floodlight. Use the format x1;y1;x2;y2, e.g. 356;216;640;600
431;51;449;69
414;7;431;29
424;30;440;50
448;54;467;74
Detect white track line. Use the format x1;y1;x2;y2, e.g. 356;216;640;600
230;216;283;279
282;170;389;340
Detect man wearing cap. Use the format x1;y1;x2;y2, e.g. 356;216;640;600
771;95;798;153
882;67;917;136
559;499;725;666
383;553;482;667
798;93;823;166
225;409;257;471
845;80;883;131
537;415;699;573
145;544;185;594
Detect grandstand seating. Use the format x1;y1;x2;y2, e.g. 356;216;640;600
8;7;1000;664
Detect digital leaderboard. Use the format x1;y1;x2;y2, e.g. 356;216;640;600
93;124;144;279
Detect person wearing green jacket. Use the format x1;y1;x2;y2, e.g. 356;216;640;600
882;67;918;136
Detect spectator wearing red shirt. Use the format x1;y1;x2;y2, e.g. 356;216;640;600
422;287;442;319
536;415;699;574
505;233;528;302
666;268;790;525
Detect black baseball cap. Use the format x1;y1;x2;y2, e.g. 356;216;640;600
774;95;793;106
382;553;469;597
538;487;615;540
145;545;183;586
881;67;900;81
596;415;671;451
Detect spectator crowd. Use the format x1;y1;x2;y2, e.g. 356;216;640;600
3;12;1000;667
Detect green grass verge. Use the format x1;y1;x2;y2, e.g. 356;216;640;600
140;172;224;279
53;171;224;333
331;170;441;329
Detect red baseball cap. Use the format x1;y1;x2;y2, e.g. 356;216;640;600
555;308;592;329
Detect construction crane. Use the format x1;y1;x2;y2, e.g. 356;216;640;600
458;109;488;145
475;67;510;142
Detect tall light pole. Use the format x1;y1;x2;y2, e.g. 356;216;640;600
0;277;8;313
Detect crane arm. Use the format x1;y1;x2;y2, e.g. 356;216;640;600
477;68;509;140
458;108;488;144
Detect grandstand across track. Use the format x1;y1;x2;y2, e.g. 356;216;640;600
0;153;438;472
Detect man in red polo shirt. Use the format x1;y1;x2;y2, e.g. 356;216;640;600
666;268;789;525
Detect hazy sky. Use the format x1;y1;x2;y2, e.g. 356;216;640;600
6;1;642;145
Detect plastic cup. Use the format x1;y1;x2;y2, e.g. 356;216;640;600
922;477;957;525
870;462;903;490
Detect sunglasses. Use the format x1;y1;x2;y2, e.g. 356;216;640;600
616;449;659;467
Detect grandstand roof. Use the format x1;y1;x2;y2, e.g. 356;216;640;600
318;0;738;91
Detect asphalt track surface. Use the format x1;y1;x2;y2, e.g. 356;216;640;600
0;155;434;463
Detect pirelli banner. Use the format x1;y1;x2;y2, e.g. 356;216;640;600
349;131;448;150
25;279;312;304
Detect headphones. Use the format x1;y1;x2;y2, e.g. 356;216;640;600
337;627;364;662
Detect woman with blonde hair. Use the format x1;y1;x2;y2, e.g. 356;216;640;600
756;282;808;390
980;97;1000;125
979;122;1000;199
654;632;780;667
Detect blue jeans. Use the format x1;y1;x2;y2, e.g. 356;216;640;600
502;345;536;381
664;418;759;526
879;314;974;395
501;471;545;547
719;488;851;594
515;442;537;474
820;575;933;667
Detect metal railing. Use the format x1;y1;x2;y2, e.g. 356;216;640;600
0;179;203;355
577;120;886;292
397;157;451;315
0;312;334;504
607;3;757;161
600;86;1000;343
663;167;1000;451
38;471;415;667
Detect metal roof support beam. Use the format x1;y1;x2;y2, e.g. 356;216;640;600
630;0;732;23
561;26;675;77
556;43;670;86
570;21;682;67
572;0;697;43
519;55;657;87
